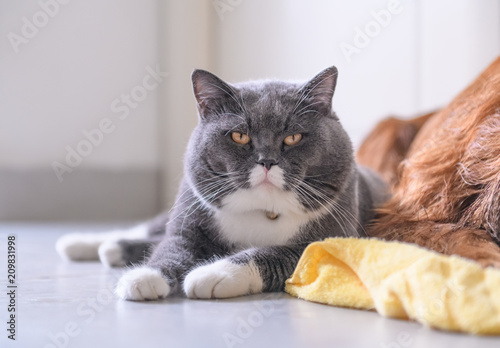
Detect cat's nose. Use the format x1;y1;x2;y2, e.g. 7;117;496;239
258;159;278;171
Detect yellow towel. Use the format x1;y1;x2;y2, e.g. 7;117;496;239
285;237;500;335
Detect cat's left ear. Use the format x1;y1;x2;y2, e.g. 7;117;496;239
191;69;239;118
299;66;338;113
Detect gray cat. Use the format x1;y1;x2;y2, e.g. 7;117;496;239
56;66;388;301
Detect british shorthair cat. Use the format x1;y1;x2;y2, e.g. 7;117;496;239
57;66;388;300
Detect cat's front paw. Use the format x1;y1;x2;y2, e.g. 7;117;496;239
183;260;263;299
116;267;170;301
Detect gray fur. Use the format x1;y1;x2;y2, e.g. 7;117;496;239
119;66;389;294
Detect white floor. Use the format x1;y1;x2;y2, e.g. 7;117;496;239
1;223;499;348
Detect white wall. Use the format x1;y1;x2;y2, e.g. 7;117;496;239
419;0;500;110
0;0;160;171
212;0;420;147
212;0;500;147
0;0;163;220
158;0;214;208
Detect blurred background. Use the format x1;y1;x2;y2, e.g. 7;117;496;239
1;0;499;221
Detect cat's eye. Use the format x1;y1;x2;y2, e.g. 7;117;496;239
284;134;302;146
231;132;251;145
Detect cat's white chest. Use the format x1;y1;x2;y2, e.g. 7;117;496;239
215;184;323;248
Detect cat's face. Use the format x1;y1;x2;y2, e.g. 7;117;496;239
185;66;354;213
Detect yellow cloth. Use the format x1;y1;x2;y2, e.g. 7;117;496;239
285;237;500;335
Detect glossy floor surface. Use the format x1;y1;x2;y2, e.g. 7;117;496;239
1;223;499;348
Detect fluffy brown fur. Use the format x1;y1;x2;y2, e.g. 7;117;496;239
358;57;500;268
356;111;435;188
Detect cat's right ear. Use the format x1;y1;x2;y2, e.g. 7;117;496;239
191;69;239;118
297;66;338;115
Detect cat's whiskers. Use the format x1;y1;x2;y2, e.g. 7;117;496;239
331;200;365;237
300;177;366;236
169;180;227;225
300;178;361;235
296;182;349;237
166;171;242;216
292;172;331;180
285;176;349;236
183;179;247;233
304;187;352;236
179;169;246;220
179;186;223;234
168;171;244;230
195;167;243;179
191;172;245;205
178;178;242;236
287;182;331;224
286;174;363;237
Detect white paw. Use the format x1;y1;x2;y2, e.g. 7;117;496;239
98;241;125;268
56;224;148;262
183;259;263;299
56;233;100;261
116;267;170;301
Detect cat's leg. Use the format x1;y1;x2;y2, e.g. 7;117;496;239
183;245;306;299
56;213;169;265
98;237;162;267
115;234;205;301
56;223;148;262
